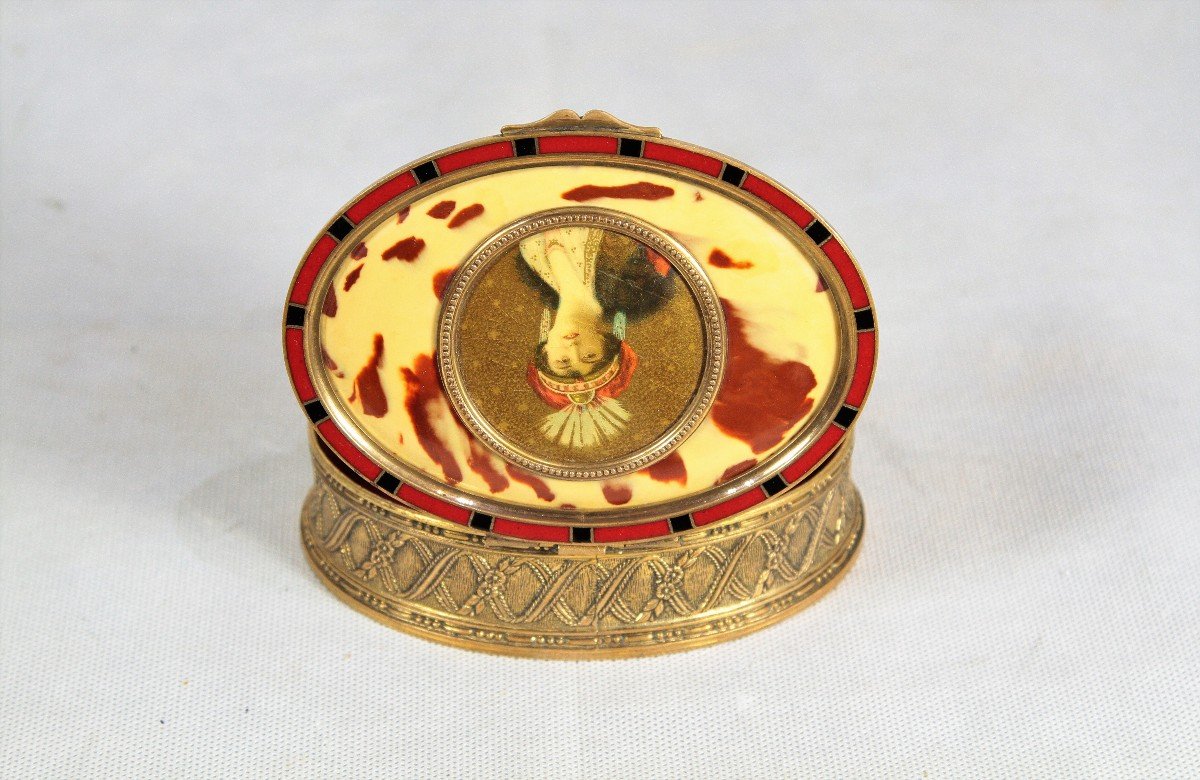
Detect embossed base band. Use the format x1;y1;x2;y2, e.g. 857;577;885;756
301;432;864;658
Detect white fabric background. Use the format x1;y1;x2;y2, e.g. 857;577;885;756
2;2;1197;777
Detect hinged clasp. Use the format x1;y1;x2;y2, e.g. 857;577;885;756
501;109;662;137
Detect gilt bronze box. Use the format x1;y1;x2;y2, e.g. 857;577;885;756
282;110;877;657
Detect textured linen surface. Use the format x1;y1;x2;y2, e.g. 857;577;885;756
1;2;1197;778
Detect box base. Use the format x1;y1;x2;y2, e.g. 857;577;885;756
300;436;864;659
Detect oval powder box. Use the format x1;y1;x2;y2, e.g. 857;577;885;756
283;110;876;657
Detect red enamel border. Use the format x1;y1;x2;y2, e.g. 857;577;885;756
693;489;767;527
593;519;672;543
437;141;514;174
643;142;723;177
345;171;417;223
285;328;316;401
316;420;382;481
285;132;874;543
398;484;471;524
537;135;619;154
492;518;572;543
290;235;337;305
821;238;869;309
780;426;845;484
742;174;815;229
844;331;876;408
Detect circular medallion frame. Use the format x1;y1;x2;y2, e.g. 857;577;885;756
437;208;726;481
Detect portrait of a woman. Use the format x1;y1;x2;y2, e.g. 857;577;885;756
516;226;675;448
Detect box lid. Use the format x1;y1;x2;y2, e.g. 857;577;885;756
283;110;876;543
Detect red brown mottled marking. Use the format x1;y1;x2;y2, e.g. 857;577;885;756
382;237;425;262
400;354;462;483
815;275;827;292
708;249;753;270
447;203;484;228
396;205;410;223
505;465;555;502
642;451;686;485
343;263;364;291
351;242;367;259
352;334;388;418
323;349;345;379
427;200;456;219
432;268;455;299
467;439;509;493
602;482;633;505
717;459;757;485
694;191;703;201
561;182;674;202
322;287;338;317
560;503;576;509
711;299;816;453
396;352;517;493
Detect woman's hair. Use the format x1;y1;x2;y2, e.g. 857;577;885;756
515;232;674;323
535;333;622;380
593;243;674;322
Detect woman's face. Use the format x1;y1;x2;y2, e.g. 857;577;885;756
543;326;608;378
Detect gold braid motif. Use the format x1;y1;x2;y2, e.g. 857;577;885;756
301;435;864;658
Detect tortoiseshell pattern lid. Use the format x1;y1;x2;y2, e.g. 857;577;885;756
283;110;875;545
